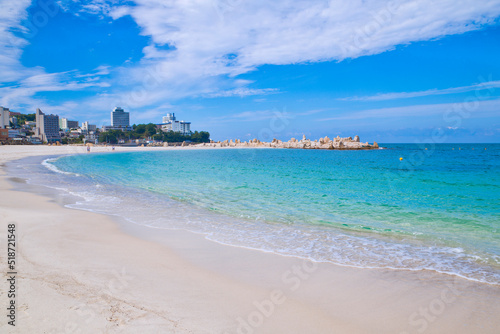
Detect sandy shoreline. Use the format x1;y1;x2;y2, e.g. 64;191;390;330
1;145;500;333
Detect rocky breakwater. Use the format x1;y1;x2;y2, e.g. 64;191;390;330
196;135;379;150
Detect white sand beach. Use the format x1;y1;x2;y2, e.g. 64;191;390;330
1;145;500;333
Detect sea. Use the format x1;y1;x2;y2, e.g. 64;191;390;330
7;144;500;285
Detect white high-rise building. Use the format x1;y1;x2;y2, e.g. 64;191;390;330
0;106;10;129
162;113;176;124
111;107;130;127
161;113;191;135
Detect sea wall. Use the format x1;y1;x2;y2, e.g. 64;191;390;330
195;135;379;150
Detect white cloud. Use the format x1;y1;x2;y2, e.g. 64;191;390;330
0;0;39;83
3;0;500;118
0;70;110;109
0;1;111;112
113;0;500;66
94;0;500;108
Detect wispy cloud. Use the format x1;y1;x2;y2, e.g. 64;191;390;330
98;0;500;108
0;0;38;83
4;0;500;119
0;69;110;108
209;109;292;123
339;80;500;101
0;1;112;111
296;108;335;116
205;88;279;98
318;98;500;121
136;0;499;67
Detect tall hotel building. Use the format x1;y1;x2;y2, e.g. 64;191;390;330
35;108;61;143
111;107;130;128
0;107;9;141
0;106;10;128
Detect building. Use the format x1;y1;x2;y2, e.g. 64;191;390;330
10;116;18;127
161;113;191;135
81;121;97;132
179;121;191;134
162;113;176;124
68;120;79;129
84;131;98;144
59;118;79;130
0;129;9;141
27;137;42;144
0;106;10;128
111;107;130;128
8;129;23;139
101;125;132;132
34;108;61;143
67;129;82;139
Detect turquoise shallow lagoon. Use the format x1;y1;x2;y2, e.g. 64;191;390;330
12;144;500;284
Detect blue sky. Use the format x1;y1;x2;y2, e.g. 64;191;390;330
1;0;500;142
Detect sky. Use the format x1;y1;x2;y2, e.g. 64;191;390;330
1;0;500;142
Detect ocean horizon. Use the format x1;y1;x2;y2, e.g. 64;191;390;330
8;143;500;285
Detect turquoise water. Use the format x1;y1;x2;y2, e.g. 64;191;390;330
15;144;500;284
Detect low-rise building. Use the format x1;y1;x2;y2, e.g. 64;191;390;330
8;129;23;139
27;137;42;144
59;118;79;130
68;129;82;138
0;129;8;141
84;131;98;144
101;125;132;132
24;121;36;128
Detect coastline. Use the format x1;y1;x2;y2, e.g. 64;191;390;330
1;146;500;333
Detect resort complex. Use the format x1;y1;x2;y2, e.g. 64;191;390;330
0;106;201;145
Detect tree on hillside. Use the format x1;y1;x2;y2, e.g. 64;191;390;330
16;113;36;125
145;123;157;137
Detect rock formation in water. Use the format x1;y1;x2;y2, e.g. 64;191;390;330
194;135;380;150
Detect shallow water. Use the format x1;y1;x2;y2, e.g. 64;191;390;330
8;144;500;284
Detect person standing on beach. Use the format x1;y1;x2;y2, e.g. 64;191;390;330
87;146;90;153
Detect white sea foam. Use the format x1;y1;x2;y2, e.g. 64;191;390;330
62;182;499;285
42;157;80;176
